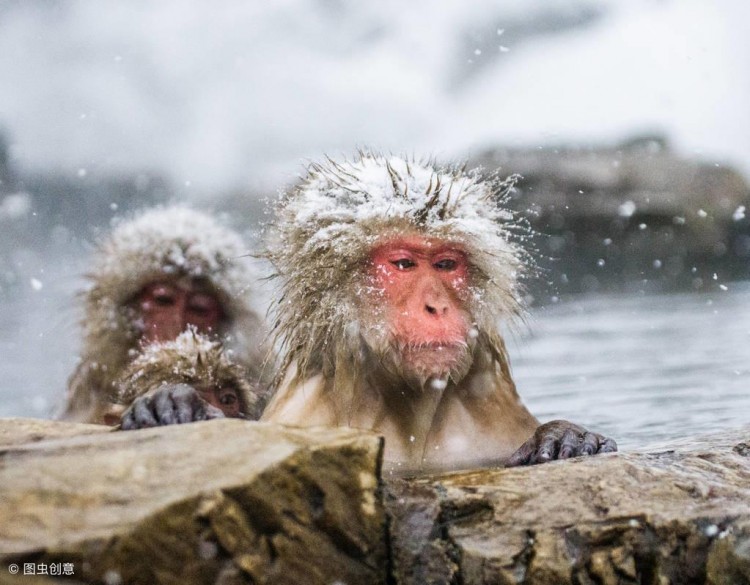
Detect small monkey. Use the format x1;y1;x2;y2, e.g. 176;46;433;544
116;329;265;428
261;153;616;474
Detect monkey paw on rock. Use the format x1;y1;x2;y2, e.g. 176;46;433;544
506;420;617;467
120;384;225;430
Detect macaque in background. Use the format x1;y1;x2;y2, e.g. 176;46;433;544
116;329;266;429
60;205;267;425
261;152;616;474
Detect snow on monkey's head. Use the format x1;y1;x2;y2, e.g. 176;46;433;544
266;152;534;389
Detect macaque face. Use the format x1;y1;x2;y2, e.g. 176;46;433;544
137;281;224;343
367;236;474;385
198;386;242;418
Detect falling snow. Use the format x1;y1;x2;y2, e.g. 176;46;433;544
0;193;32;220
618;201;636;218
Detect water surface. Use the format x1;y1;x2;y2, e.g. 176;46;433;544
1;272;748;451
511;283;750;450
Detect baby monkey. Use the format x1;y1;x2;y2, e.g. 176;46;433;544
116;329;264;429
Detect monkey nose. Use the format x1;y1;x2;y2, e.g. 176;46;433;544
425;303;448;316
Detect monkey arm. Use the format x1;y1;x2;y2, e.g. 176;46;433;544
506;420;617;467
120;384;225;430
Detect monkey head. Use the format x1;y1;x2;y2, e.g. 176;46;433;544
116;328;264;421
267;152;531;394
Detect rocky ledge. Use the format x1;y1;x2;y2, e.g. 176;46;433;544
1;419;749;584
472;137;750;296
386;428;750;585
0;418;386;585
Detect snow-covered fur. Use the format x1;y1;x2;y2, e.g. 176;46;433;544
265;152;532;385
62;205;266;423
116;329;265;420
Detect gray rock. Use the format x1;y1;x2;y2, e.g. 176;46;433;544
386;426;750;585
0;417;110;447
472;136;750;295
0;418;386;585
3;418;748;584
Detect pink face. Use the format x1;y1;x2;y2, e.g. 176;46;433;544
369;236;472;378
137;281;224;344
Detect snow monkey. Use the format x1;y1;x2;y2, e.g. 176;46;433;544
60;205;267;425
261;153;617;474
116;329;266;429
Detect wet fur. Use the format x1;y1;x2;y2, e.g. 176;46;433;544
262;153;539;472
117;330;266;420
60;206;267;423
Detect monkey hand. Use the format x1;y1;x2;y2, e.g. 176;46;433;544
120;383;225;430
506;420;617;466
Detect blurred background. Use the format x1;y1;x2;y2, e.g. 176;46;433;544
0;0;748;447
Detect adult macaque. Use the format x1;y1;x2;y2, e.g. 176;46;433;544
116;329;265;429
261;153;616;474
60;206;266;424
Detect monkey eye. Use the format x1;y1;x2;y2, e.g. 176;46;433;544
218;390;238;406
391;258;416;270
188;293;220;316
152;290;176;306
433;258;458;271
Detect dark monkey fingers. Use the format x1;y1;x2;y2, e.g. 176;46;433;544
120;384;224;430
507;419;617;467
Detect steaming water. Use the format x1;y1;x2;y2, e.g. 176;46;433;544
0;270;748;451
511;283;750;450
0;252;84;419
